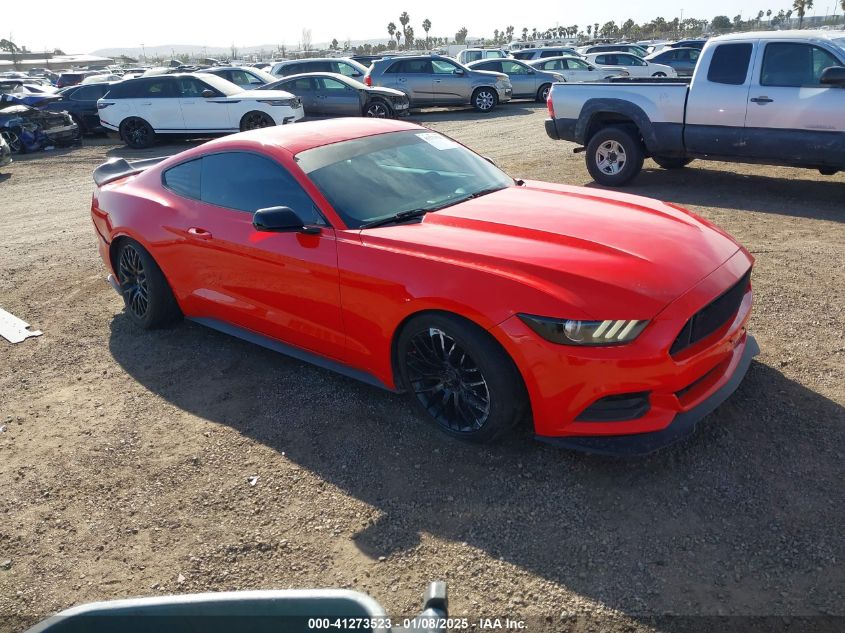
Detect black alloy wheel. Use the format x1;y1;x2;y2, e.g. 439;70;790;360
118;243;149;321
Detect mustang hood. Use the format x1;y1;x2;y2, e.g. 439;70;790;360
361;182;744;319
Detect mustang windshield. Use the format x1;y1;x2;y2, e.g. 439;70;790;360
296;130;513;228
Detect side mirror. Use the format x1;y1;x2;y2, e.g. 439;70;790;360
527;70;535;74
201;89;216;98
820;66;845;87
253;206;320;234
454;68;465;75
483;156;498;167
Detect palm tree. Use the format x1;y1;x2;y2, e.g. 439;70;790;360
766;9;772;24
399;12;410;34
395;30;402;48
594;22;599;38
587;24;592;37
840;0;844;24
422;18;431;48
387;21;396;48
521;27;528;41
793;0;813;28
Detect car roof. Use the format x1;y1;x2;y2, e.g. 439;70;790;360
712;30;844;42
186;118;422;157
272;71;355;81
206;66;261;72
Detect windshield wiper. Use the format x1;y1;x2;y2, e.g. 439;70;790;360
358;186;508;230
359;208;430;230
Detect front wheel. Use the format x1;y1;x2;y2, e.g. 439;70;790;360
240;111;275;131
119;117;155;149
652;72;667;78
0;129;23;154
537;83;552;102
364;99;393;118
585;127;645;187
653;155;693;169
116;240;182;329
398;313;528;443
471;87;498;112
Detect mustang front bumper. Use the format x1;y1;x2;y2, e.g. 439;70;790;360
494;249;757;455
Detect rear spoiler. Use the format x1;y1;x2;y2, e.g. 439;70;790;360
92;156;167;187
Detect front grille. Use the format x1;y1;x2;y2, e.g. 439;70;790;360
576;392;651;422
670;270;751;356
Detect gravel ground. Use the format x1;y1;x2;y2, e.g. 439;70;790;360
0;104;843;633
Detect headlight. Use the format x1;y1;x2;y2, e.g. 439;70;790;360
518;314;649;346
257;98;297;107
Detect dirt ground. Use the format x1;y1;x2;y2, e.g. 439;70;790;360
1;104;843;633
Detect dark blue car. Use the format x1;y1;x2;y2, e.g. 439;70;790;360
42;83;113;134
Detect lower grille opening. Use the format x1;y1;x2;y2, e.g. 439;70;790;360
576;392;651;422
671;270;751;357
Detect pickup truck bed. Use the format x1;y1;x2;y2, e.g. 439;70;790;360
545;31;845;186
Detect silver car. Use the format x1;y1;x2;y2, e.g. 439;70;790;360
270;58;369;80
0;133;11;169
202;66;278;89
467;58;564;101
365;55;512;112
644;47;701;77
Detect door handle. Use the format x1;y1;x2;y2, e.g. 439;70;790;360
433;79;442;83
187;227;212;239
750;96;773;104
398;78;407;82
140;102;152;105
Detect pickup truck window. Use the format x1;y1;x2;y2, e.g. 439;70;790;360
707;43;753;85
761;43;841;87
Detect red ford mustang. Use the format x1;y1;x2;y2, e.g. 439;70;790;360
91;119;757;455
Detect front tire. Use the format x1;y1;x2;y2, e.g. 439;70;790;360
471;87;498;112
652;72;667;78
0;129;24;154
585;127;645;186
119;117;155;149
653;155;693;169
240;111;275;131
116;240;182;329
364;99;393;118
537;83;553;102
397;313;528;443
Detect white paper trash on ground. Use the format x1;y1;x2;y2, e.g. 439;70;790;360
0;308;43;344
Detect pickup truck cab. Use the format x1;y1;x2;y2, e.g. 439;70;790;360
545;31;845;185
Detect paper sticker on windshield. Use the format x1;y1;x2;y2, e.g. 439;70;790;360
416;132;460;150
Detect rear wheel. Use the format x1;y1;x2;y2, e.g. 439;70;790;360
364;99;393;118
397;313;527;443
119;117;155;149
115;240;182;329
537;83;553;102
472;87;498;112
653;155;693;169
585;127;645;186
652;72;667;77
240;111;275;131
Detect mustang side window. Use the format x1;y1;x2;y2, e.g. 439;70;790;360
200;152;325;224
162;158;202;200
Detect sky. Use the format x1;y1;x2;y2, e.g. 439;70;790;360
4;0;843;53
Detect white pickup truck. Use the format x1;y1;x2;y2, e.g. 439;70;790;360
544;31;845;185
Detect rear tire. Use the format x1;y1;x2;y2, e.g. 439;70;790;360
240;111;275;131
119;117;155;149
115;240;182;329
471;87;498;112
653;155;693;169
397;313;528;443
652;72;667;77
536;83;552;102
585;127;645;186
364;99;393;118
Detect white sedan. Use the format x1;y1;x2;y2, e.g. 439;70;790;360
528;56;629;82
584;52;678;78
97;73;304;148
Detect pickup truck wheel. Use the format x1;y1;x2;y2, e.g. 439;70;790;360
586;128;644;186
472;88;498;112
653;156;693;169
